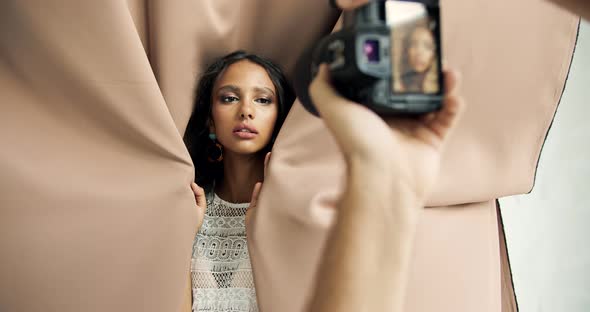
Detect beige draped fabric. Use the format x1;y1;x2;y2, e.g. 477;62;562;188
248;1;579;312
0;1;578;312
0;1;336;311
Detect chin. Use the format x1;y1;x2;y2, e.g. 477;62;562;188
226;143;267;156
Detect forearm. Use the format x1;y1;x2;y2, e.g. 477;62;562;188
548;0;590;20
307;159;421;312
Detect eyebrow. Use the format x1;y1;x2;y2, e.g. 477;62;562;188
217;85;240;94
254;86;276;96
217;85;276;96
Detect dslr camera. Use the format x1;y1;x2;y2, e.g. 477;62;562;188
295;0;444;116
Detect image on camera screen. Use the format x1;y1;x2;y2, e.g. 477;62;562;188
386;1;440;94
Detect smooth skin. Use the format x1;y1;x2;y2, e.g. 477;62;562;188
305;64;464;311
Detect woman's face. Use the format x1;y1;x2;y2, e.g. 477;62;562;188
407;27;436;73
210;60;278;156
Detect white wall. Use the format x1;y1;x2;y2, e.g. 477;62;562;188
500;20;590;312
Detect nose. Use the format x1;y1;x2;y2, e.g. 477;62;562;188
239;101;255;120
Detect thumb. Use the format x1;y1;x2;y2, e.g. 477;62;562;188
191;183;206;230
191;182;206;209
309;64;380;157
422;69;465;147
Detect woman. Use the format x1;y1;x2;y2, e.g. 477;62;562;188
398;23;439;93
183;51;294;312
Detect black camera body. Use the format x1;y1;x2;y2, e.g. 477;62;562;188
295;0;443;116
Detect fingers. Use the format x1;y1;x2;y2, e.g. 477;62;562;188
309;64;355;147
309;64;341;116
335;0;370;10
444;68;461;97
263;152;271;179
191;182;206;231
191;182;206;210
424;70;465;142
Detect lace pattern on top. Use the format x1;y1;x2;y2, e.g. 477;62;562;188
191;193;258;312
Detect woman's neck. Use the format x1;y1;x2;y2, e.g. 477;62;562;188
216;151;264;204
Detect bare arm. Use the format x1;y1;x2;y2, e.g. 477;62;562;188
307;159;419;312
305;60;464;311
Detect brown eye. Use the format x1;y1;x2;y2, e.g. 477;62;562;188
256;98;272;105
221;95;239;103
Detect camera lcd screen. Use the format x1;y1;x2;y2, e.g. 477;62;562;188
386;0;441;95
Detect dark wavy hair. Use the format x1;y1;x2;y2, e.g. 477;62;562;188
184;50;295;191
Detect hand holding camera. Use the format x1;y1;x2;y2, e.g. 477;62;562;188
309;64;464;204
306;5;464;310
306;0;465;203
298;0;445;116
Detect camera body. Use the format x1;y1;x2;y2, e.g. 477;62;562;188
297;0;443;116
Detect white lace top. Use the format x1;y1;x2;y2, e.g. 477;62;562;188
191;192;258;312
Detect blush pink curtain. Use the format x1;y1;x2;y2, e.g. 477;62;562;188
0;0;578;311
0;1;336;311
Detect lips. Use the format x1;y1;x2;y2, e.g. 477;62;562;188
232;124;258;139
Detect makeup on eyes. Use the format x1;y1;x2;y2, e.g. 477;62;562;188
217;87;276;105
217;85;276;95
256;98;272;104
220;95;238;103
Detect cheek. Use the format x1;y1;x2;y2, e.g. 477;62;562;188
211;106;233;134
259;108;278;135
